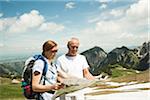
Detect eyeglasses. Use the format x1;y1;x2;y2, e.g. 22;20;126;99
70;46;78;49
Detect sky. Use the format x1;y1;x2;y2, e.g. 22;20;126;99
0;0;149;58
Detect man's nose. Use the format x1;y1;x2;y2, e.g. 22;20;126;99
73;47;78;51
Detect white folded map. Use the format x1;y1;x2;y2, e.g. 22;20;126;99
52;77;98;100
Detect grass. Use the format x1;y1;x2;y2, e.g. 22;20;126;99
0;69;149;99
91;69;150;89
0;77;12;84
87;69;150;96
85;89;138;96
111;64;138;78
111;68;136;78
111;69;150;82
0;78;25;100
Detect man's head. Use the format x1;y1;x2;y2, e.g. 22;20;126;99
42;40;58;59
67;37;79;56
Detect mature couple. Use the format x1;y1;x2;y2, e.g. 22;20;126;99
32;37;95;100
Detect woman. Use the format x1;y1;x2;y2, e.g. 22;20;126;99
32;40;63;100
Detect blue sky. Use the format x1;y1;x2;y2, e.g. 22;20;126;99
0;0;149;57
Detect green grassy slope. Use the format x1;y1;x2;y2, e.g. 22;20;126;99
0;77;25;100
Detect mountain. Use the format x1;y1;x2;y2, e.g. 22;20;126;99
86;46;140;75
139;42;149;56
81;42;149;76
0;61;24;78
137;52;149;71
136;42;150;71
81;46;107;75
98;46;139;75
0;42;149;78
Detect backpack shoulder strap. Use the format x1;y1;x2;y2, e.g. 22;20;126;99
33;55;48;76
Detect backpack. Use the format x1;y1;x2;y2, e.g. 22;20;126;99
21;54;48;99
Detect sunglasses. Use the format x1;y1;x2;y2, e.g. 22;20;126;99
51;49;58;53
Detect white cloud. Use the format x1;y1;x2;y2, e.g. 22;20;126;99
0;20;4;31
125;0;148;22
100;4;107;9
88;8;125;23
95;20;121;33
96;0;112;3
39;22;64;34
0;10;65;34
88;17;100;23
0;17;16;32
110;9;124;17
0;13;3;17
79;0;148;51
96;0;124;3
8;10;44;33
118;33;133;39
0;43;4;48
65;2;76;9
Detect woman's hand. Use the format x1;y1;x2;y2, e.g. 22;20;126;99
52;83;64;90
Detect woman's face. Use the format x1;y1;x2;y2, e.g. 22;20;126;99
46;46;58;59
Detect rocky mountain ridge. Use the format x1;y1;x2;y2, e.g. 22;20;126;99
81;42;149;75
0;42;149;78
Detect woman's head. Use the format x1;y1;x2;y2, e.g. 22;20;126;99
42;40;58;59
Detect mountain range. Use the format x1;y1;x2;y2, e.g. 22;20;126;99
0;42;149;78
81;42;149;75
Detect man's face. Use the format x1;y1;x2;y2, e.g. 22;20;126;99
68;40;79;56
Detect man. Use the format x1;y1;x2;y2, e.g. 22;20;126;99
56;37;95;100
56;37;95;80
